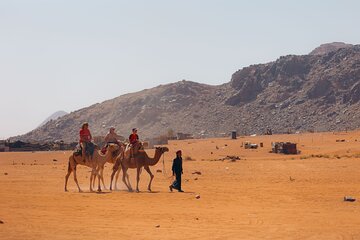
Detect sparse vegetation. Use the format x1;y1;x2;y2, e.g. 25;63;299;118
299;153;359;160
184;156;195;161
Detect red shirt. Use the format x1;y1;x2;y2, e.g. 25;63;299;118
79;128;91;143
129;133;139;144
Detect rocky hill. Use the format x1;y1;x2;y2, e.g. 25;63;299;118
309;42;353;55
38;110;68;128
12;43;360;142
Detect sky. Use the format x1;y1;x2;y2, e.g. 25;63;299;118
1;0;360;139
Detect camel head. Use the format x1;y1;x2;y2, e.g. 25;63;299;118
155;146;169;154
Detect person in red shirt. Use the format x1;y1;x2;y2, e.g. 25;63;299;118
129;128;139;145
79;122;93;161
129;128;140;160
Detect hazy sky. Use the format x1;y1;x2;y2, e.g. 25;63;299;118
1;0;359;139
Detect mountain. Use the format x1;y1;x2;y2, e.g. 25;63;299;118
11;43;360;143
309;42;353;55
38;111;68;128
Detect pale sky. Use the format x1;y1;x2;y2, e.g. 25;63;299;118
1;0;359;139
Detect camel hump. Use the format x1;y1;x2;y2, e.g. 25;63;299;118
125;144;131;152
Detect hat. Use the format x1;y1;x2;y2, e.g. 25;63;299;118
132;128;137;132
110;126;115;130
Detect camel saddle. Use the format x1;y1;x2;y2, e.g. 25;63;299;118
125;142;144;165
73;142;96;157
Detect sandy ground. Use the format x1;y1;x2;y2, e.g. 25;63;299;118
1;131;360;239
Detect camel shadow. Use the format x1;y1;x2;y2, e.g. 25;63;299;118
110;189;134;193
77;191;112;194
141;191;160;194
95;191;112;194
169;191;195;194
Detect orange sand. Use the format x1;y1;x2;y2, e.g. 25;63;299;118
1;131;360;239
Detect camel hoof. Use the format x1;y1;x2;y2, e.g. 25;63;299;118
79;189;83;193
65;189;68;192
136;189;140;193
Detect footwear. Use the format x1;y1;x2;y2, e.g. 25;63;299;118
169;185;173;192
178;189;184;192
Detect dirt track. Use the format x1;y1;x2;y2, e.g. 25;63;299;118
1;131;360;239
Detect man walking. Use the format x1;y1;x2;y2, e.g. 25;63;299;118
170;150;184;192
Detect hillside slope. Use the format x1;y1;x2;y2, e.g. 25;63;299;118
12;44;360;142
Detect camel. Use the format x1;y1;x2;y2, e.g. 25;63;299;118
95;143;130;190
65;143;120;192
110;146;169;192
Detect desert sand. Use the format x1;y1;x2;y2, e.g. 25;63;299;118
1;131;360;239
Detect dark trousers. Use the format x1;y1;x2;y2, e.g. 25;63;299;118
172;173;182;191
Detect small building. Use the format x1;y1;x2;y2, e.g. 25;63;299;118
147;137;168;149
271;142;298;154
244;141;258;149
231;130;237;139
0;140;9;152
177;132;194;140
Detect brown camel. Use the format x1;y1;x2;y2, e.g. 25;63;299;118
95;143;130;190
110;146;169;192
65;143;120;192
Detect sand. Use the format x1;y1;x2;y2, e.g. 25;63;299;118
1;131;360;239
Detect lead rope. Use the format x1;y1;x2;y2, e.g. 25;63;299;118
162;152;167;175
162;152;174;184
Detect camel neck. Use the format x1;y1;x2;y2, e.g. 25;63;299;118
148;149;163;166
97;149;114;161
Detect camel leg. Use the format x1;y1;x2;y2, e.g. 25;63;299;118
95;167;102;192
110;160;120;191
110;169;115;191
136;167;141;193
91;167;103;190
122;168;132;192
115;168;121;190
126;173;132;190
73;167;82;192
92;170;96;189
66;155;82;193
89;169;95;192
99;167;107;190
65;156;82;192
144;166;154;192
65;162;72;192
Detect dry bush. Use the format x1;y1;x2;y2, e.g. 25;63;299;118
184;155;195;161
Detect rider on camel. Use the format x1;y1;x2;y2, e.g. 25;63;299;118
129;128;140;161
79;122;93;162
102;126;121;154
